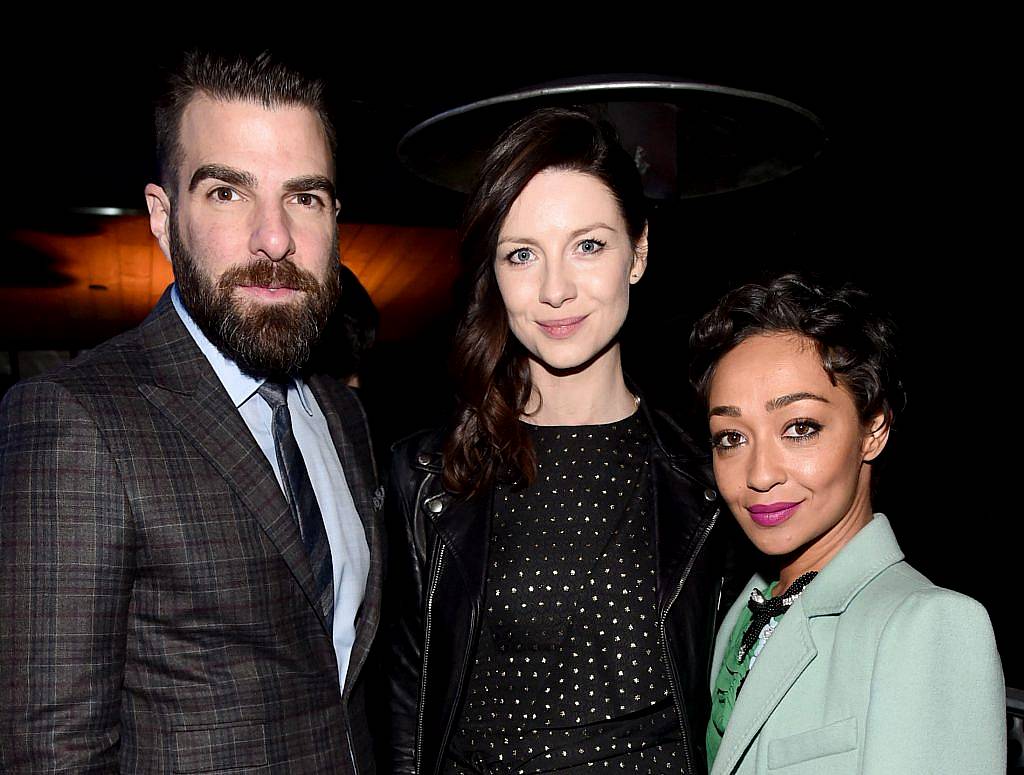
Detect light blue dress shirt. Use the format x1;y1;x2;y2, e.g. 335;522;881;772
172;286;369;693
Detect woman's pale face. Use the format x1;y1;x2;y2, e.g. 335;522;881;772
707;333;889;574
493;169;646;376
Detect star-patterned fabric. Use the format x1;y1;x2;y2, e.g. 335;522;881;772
444;413;684;773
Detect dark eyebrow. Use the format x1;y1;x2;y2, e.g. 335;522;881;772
709;405;741;418
498;222;617;246
766;392;830;412
283;175;336;202
710;392;829;418
189;164;257;193
497;235;539;248
569;222;617;237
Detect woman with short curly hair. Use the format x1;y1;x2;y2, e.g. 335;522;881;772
691;273;1005;775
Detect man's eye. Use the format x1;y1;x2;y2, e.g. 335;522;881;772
210;187;240;202
295;193;324;208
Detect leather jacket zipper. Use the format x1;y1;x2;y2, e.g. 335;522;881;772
415;540;446;774
434;566;479;775
659;507;719;774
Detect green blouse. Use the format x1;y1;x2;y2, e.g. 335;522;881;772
706;581;780;770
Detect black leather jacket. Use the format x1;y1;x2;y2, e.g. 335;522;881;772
384;401;742;775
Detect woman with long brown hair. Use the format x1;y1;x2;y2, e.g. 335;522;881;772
386;107;734;774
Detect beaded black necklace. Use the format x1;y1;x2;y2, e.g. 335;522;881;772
736;571;818;663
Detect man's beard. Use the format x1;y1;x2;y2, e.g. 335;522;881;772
169;215;342;379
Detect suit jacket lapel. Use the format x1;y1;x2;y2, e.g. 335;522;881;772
307;376;378;532
712;597;818;775
135;292;321;621
307;376;383;694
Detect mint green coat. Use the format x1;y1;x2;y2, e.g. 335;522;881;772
709;515;1005;774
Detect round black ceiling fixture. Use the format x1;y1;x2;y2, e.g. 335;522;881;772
398;77;826;200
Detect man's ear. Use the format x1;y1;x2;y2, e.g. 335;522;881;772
862;412;891;462
629;222;649;285
145;183;173;261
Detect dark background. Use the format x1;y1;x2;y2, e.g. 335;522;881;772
2;25;1015;688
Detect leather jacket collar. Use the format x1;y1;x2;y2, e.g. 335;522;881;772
411;396;719;611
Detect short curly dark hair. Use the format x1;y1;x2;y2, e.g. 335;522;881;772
689;273;905;431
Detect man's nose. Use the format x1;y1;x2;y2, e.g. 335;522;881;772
249;201;295;261
538;257;577;308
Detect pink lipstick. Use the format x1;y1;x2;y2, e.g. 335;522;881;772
747;501;802;527
537;315;587;339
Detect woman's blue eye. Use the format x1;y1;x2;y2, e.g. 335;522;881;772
508;248;533;264
579;238;605;254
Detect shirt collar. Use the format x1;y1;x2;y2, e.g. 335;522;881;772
171;284;313;415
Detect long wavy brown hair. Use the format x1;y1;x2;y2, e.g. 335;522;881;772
442;107;648;497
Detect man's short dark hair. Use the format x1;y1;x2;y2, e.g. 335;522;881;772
154;49;337;198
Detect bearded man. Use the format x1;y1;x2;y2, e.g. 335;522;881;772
0;51;382;774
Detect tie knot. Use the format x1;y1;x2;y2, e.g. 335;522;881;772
257;381;289;409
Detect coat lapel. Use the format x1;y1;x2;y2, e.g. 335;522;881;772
641;401;720;600
307;376;383;693
405;449;492;665
710;516;905;774
307;376;378;532
712;596;818;775
135;292;320;621
651;455;719;596
431;490;492;609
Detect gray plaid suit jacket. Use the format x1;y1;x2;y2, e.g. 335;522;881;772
0;289;383;774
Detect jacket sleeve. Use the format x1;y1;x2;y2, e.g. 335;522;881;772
861;587;1005;775
383;444;431;775
0;380;135;774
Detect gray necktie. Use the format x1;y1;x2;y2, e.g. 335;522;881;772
258;381;334;628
